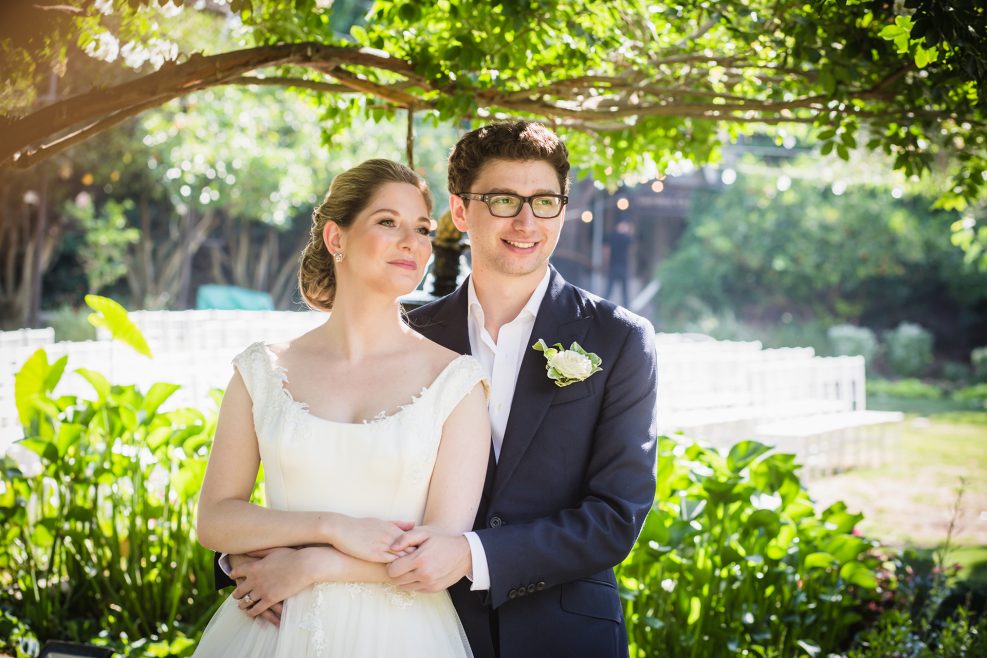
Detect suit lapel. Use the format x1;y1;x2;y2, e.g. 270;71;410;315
417;279;472;356
492;267;590;498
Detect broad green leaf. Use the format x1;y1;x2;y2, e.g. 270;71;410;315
43;355;68;393
142;382;181;417
726;440;771;472
746;509;781;536
76;367;111;402
823;534;867;563
85;294;153;357
840;561;878;588
17;438;59;463
14;349;49;426
172;459;208;499
32;519;56;548
804;551;837;569
53;423;84;457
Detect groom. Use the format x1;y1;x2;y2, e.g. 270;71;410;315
390;120;658;658
220;120;658;658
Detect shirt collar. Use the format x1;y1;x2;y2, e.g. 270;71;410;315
467;267;551;325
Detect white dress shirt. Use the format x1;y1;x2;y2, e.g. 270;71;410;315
463;268;551;591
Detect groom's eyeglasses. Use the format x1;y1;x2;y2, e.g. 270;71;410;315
456;192;568;219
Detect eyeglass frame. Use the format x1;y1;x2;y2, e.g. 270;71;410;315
455;192;569;219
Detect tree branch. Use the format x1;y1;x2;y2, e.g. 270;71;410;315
0;42;416;166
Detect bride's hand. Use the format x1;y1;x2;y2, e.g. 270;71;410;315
231;547;322;619
329;515;415;563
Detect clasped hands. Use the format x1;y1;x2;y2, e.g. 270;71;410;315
230;518;471;626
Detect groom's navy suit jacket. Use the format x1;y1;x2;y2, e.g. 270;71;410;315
407;266;658;658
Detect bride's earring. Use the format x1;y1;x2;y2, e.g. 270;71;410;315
334;252;344;263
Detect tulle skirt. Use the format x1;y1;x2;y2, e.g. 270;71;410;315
192;582;473;658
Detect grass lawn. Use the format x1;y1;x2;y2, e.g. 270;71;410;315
807;408;987;586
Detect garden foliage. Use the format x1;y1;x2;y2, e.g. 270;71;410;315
617;437;882;657
0;327;223;655
885;323;935;378
828;324;879;364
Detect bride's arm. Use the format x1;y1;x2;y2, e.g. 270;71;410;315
196;371;411;560
386;383;491;590
421;382;490;533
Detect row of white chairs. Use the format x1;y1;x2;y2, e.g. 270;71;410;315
2;322;904;477
0;327;55;349
654;336;903;477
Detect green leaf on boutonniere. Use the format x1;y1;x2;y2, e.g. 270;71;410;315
532;339;603;388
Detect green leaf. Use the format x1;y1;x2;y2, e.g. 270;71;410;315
878;25;905;40
172;459;207;498
14;349;50;426
142;382;181;417
804;551;837;569
85;294;152;357
76;367;111;402
43;356;68;393
840;561;878;588
17;438;59;463
53;423;84;457
726;440;771;472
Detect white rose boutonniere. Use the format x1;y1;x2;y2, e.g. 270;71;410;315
532;339;603;388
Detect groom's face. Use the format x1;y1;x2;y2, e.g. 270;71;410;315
450;158;565;280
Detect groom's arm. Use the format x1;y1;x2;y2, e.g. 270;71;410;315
391;315;658;608
214;552;235;589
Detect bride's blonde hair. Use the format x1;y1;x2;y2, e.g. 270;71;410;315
298;159;433;311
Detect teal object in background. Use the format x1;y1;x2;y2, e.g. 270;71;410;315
195;285;274;310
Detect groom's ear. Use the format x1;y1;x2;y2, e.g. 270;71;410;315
449;193;470;233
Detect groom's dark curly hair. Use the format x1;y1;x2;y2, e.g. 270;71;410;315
448;120;570;197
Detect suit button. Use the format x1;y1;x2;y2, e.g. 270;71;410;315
527;584;536;594
489;515;503;528
516;587;526;597
508;588;517;599
536;581;546;591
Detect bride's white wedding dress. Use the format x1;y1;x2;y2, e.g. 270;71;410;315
192;342;485;658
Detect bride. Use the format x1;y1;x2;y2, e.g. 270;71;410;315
191;159;489;657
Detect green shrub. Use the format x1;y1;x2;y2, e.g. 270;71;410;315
829;324;879;363
867;378;944;400
618;437;883;657
953;384;987;409
972;347;987;383
939;360;972;385
44;305;97;342
885;323;934;378
846;547;987;658
0;350;223;653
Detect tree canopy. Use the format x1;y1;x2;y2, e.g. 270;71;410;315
1;0;984;205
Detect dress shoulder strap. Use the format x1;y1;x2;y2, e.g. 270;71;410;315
231;341;277;410
433;355;489;424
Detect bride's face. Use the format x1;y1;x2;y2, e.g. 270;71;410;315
333;182;433;300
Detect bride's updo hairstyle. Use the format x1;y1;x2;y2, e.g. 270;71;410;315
298;158;433;311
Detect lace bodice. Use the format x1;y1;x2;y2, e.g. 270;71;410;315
232;341;488;522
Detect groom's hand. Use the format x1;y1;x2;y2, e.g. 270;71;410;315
387;528;471;592
229;550;287;626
